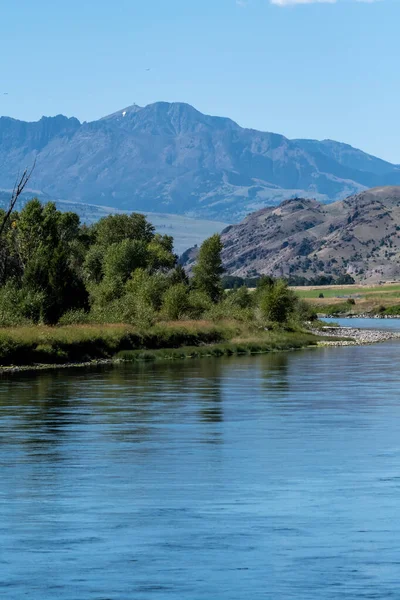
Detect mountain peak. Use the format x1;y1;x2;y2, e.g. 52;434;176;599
1;101;400;221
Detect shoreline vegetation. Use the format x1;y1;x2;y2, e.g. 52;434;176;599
0;320;398;375
0;321;327;375
0;199;399;374
0;199;324;373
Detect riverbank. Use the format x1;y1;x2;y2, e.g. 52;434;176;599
312;325;400;346
317;312;400;319
0;321;325;374
1;320;397;375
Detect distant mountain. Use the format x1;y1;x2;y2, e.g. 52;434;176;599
182;187;400;284
1;102;400;222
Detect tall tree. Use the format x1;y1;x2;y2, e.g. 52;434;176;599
192;234;224;303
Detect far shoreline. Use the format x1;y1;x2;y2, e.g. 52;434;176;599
1;321;399;377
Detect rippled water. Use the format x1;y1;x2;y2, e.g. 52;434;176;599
324;316;400;331
2;331;400;598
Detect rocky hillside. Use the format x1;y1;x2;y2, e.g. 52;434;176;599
186;187;400;283
1;102;400;222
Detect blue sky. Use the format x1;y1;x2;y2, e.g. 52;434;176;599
1;0;399;161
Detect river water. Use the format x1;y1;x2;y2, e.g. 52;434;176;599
2;323;400;598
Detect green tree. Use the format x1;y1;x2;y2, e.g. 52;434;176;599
226;286;253;309
147;235;177;272
192;234;224;303
102;239;148;283
14;200;88;323
94;213;155;247
259;279;297;324
169;264;189;286
161;283;189;320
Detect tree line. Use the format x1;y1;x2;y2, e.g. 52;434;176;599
0;199;313;328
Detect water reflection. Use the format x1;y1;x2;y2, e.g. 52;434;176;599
2;344;400;599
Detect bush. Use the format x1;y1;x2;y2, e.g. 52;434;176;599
0;283;47;326
161;284;190;320
258;280;297;324
187;290;213;319
125;269;168;311
292;299;317;323
58;309;90;326
225;286;254;309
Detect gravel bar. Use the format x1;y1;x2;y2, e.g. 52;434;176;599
311;326;400;346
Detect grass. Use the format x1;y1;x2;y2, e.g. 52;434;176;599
118;331;321;363
0;321;325;369
294;282;400;316
294;283;400;299
0;321;234;367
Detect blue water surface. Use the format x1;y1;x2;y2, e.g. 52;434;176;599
1;332;400;599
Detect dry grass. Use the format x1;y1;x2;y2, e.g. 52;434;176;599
294;282;400;315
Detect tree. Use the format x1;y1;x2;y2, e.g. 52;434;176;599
259;279;297;324
192;234;224;303
161;283;189;320
94;213;155;247
169;264;189;286
0;162;35;239
102;239;148;283
147;235;177;272
257;275;274;291
11;200;88;323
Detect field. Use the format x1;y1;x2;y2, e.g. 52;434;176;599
293;282;400;315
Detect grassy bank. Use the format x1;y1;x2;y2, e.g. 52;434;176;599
118;331;320;363
0;321;322;369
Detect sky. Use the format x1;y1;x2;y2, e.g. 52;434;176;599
1;0;399;162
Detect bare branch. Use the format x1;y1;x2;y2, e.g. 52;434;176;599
0;160;36;238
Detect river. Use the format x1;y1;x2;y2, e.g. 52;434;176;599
2;321;400;598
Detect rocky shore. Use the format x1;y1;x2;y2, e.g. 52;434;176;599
317;313;400;319
311;326;400;346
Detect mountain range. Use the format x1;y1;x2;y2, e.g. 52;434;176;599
185;186;400;284
1;102;400;222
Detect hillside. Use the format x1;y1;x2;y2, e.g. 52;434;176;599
184;187;400;284
1;102;400;222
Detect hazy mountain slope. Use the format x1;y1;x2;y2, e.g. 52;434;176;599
294;139;396;176
213;186;400;283
1;102;400;221
0;193;226;256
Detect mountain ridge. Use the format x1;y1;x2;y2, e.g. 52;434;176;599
1;102;400;221
206;186;400;284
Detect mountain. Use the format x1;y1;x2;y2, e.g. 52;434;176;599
184;187;400;284
1;102;400;222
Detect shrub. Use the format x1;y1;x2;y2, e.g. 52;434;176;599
125;269;168;311
187;290;213;319
292;299;317;322
258;280;297;324
225;287;254;309
58;309;90;326
161;284;190;320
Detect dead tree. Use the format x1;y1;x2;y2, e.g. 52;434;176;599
0;161;36;238
0;161;36;282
